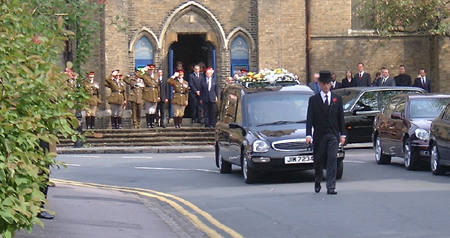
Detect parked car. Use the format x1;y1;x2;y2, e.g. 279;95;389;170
215;83;345;183
373;94;450;170
430;103;450;175
333;87;425;143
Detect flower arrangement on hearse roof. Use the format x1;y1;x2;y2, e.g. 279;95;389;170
236;68;300;87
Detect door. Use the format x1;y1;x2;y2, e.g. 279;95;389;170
168;48;174;118
348;91;379;143
439;106;450;161
217;90;240;163
389;99;407;155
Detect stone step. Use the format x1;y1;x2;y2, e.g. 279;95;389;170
58;141;215;148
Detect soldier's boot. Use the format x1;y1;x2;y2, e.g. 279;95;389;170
150;114;155;128
117;117;122;129
179;117;183;128
91;117;96;129
85;116;91;129
111;116;116;129
145;114;150;128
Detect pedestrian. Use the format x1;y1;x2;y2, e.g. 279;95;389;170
156;69;170;128
124;68;145;128
188;65;204;124
308;73;321;94
200;67;219;128
105;70;126;129
413;68;432;93
330;73;342;90
37;140;55;219
373;67;395;86
141;64;160;128
306;70;346;195
371;72;382;86
168;70;190;128
341;70;355;88
83;72;101;129
353;63;371;87
394;65;412;86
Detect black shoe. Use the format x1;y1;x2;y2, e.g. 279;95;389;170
38;211;55;220
314;182;321;193
327;189;337;195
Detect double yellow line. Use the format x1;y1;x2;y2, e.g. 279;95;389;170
51;178;243;238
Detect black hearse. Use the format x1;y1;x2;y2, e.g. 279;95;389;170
215;82;345;183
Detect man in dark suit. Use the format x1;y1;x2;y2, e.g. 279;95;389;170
330;73;342;90
308;73;321;94
188;65;204;123
373;67;396;86
306;71;346;195
413;68;432;93
394;65;412;86
156;69;170;128
201;67;219;128
353;63;371;87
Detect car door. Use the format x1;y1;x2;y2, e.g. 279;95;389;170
348;91;379;142
227;92;245;165
439;106;450;162
389;98;407;155
216;90;233;161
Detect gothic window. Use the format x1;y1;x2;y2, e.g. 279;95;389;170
135;37;154;68
230;36;249;76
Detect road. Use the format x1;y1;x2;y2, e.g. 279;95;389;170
49;149;450;238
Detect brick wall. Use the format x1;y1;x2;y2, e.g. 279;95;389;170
438;38;450;93
257;0;306;82
310;0;351;36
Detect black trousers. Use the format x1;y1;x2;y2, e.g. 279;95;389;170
189;94;202;122
314;134;338;190
156;101;167;126
204;102;217;128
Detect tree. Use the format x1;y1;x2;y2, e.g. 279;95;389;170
0;1;104;237
357;0;449;37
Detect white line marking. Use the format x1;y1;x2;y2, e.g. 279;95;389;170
135;167;219;174
344;160;367;164
65;163;81;167
177;155;206;159
76;155;100;158
122;156;154;159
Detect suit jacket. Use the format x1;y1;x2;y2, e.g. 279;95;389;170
306;92;346;143
413;77;432;93
374;77;396;87
308;82;321;94
331;81;342;90
353;72;371;87
188;72;204;96
201;77;219;103
394;74;412;86
158;76;170;101
341;77;356;88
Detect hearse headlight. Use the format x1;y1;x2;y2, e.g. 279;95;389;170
253;140;270;153
415;129;430;141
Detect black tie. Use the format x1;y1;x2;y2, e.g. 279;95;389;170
324;94;329;106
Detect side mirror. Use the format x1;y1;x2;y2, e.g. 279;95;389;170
391;112;403;120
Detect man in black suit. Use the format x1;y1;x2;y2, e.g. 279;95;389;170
156;69;170;128
373;67;396;86
330;73;342;90
201;67;219;128
188;65;204;123
353;63;371;87
306;71;346;195
413;68;432;93
394;65;412;86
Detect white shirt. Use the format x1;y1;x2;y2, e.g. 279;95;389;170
359;71;365;78
320;90;331;105
207;77;212;91
331;81;336;88
421;76;426;85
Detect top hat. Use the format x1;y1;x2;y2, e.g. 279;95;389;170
318;70;332;83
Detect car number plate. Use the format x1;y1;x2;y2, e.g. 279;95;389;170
284;155;313;164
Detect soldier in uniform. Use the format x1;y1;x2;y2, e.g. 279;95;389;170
168;70;190;128
124;69;145;128
156;69;170;128
105;70;127;129
141;64;160;128
83;72;101;129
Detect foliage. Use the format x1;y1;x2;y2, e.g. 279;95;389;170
357;0;450;37
0;0;103;237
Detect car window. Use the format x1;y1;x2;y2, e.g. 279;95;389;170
355;91;379;111
379;90;421;108
409;98;450;119
334;89;359;111
222;93;238;124
394;98;406;115
444;106;450;121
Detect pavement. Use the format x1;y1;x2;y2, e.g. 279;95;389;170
16;183;207;238
56;143;372;154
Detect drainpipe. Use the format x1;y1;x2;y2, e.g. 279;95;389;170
305;0;311;84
